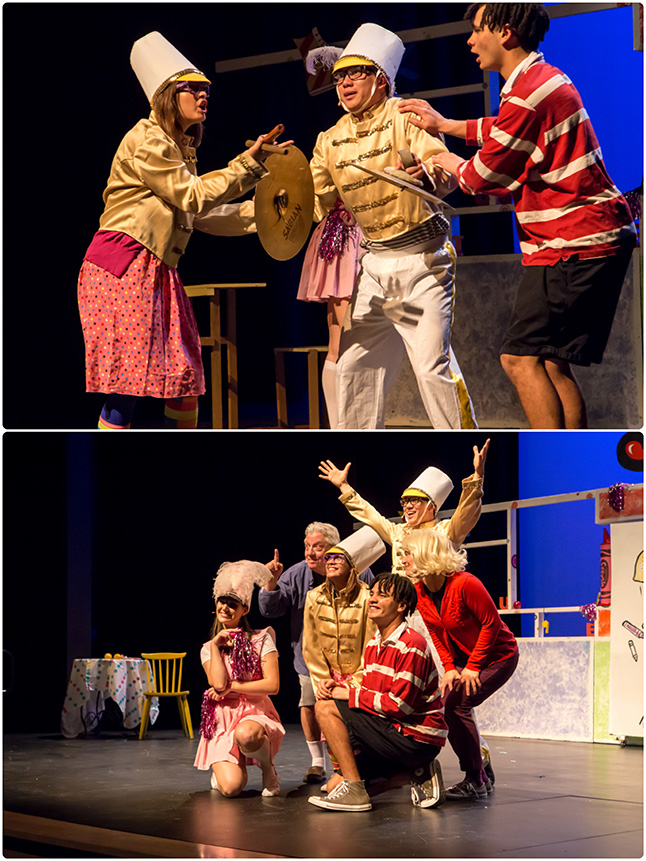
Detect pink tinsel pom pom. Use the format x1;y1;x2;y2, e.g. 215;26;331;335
609;483;627;512
199;690;218;740
318;199;356;262
579;603;597;622
229;630;261;681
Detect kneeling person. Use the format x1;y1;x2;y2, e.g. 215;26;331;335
309;573;448;813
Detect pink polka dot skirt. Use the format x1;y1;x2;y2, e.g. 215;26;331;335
78;248;205;398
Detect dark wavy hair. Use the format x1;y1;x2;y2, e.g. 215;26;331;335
152;82;204;149
465;4;550;52
370;572;418;617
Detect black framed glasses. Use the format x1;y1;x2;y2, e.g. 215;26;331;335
400;497;428;508
331;65;375;86
176;81;210;98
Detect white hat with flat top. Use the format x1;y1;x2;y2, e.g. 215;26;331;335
329;525;387;572
130;31;211;105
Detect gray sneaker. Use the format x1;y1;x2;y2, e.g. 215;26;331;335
446;778;488;800
308;779;372;812
410;759;446;809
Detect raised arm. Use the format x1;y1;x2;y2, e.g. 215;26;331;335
202;631;234;691
319;460;398;547
258;551;292;619
318;459;352;494
473;438;490;480
446;439;490;546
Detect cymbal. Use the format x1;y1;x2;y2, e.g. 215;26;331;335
348;163;454;209
254;146;315;261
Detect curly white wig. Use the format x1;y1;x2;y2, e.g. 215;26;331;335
213;560;272;607
399;530;467;583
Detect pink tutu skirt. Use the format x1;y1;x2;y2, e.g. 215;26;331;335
297;219;364;303
193;692;285;770
78;247;205;398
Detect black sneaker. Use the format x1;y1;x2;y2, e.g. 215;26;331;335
410;759;446;809
445;778;488;800
484;760;495;788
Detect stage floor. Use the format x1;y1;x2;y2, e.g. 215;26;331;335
3;726;643;858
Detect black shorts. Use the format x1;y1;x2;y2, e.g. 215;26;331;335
500;249;633;366
336;700;440;781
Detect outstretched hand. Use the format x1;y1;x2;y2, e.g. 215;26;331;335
473;438;490;478
318;459;351;490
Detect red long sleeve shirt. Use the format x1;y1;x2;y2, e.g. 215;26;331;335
456;52;636;266
415;572;518;673
348;623;448;747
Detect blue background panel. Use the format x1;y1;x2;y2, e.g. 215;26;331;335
518;432;643;636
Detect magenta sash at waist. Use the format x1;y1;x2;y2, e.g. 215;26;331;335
84;230;148;278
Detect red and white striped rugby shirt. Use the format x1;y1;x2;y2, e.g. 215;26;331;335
457;52;636;266
348;623;448;746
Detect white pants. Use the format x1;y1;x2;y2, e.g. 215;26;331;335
336;237;477;429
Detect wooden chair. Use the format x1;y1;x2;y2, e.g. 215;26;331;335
184;283;267;428
139;652;193;740
274;346;328;428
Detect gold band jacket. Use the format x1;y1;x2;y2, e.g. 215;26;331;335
99;112;264;268
340;476;484;574
310;97;456;241
303;580;376;693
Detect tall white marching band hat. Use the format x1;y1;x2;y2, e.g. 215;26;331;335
334;23;405;95
328;525;387;572
305;22;405;97
130;31;211;105
401;467;454;510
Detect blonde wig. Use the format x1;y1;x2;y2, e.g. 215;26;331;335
400;530;467;583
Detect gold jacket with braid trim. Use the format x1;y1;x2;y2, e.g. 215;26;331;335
302;579;376;695
310;96;456;239
339;476;484;575
99;112;264;269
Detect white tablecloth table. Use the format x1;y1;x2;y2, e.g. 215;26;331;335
61;658;159;738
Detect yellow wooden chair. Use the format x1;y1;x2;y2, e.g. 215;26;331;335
139;652;193;740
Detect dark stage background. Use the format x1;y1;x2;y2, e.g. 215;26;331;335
3;430;514;733
4;2;513;430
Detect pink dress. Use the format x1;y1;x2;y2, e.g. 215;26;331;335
297;201;364;303
193;627;285;770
